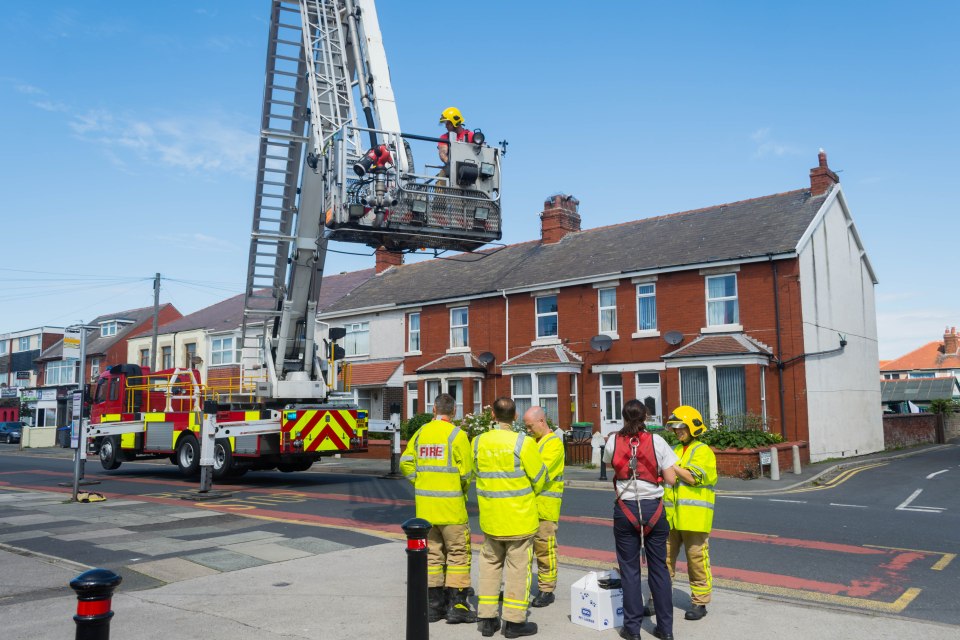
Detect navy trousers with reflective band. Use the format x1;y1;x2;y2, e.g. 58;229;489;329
613;499;673;635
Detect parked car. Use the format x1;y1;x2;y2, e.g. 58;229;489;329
0;421;24;444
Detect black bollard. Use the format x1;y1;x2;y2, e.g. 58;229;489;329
598;446;608;481
402;517;431;640
70;568;122;640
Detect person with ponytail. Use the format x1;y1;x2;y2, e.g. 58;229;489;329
602;399;679;640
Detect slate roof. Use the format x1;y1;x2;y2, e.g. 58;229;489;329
325;189;826;313
416;352;488;373
663;334;773;359
881;377;960;403
36;304;175;361
501;344;584;368
156;269;377;334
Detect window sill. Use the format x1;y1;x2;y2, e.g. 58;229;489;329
531;337;561;347
599;332;620;340
701;324;743;334
446;346;472;354
404;350;422;357
631;330;660;339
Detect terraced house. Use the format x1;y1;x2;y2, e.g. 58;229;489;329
322;152;882;462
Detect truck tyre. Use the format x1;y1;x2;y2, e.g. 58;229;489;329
212;440;233;480
99;436;122;471
175;434;201;477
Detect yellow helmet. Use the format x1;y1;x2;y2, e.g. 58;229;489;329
666;406;706;437
439;106;464;127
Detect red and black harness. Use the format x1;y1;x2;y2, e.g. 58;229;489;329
610;431;664;536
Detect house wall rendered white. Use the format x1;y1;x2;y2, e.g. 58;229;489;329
127;329;211;381
797;186;884;461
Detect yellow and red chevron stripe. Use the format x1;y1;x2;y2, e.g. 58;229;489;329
284;409;357;452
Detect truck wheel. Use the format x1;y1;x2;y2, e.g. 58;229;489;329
212;440;233;480
99;436;122;471
175;434;200;477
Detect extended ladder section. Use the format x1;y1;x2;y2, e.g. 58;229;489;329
241;0;504;404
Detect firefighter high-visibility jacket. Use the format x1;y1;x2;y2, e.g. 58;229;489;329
473;428;547;537
664;440;718;533
399;418;473;525
535;431;565;523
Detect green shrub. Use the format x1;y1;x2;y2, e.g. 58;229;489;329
400;412;434;440
655;424;782;450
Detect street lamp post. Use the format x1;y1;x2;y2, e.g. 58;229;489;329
67;324;99;501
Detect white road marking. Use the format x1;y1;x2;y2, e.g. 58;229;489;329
830;503;867;508
720;496;753;500
926;469;949;479
896;488;945;513
769;499;807;503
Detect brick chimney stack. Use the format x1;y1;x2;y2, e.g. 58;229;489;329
809;148;840;196
944;326;959;355
375;246;403;274
540;194;581;244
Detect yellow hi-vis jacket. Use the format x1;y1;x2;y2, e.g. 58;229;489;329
664;440;718;533
473;427;547;537
536;431;565;523
400;418;473;525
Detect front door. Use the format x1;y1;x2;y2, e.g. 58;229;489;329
636;372;662;426
406;382;418;418
599;373;623;436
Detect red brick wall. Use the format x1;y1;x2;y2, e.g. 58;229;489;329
714;441;809;478
403;258;810;437
882;414;937;448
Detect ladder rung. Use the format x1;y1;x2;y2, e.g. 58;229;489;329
261;129;307;142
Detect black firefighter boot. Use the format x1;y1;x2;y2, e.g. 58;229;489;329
427;586;446;622
477;617;500;637
502;620;538;638
444;587;477;624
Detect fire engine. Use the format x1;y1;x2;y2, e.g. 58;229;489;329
87;0;504;479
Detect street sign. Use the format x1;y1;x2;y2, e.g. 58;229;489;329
63;330;82;359
72;391;82;419
759;450;772;466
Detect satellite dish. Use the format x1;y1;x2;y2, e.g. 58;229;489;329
664;331;683;346
477;352;495;366
590;335;613;352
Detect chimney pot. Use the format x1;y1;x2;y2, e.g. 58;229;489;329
945;325;959;355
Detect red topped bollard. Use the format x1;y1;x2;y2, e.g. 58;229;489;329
402;517;431;640
69;569;122;640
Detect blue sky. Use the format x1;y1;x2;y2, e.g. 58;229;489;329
1;1;957;359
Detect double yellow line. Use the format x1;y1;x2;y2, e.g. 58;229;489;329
781;461;888;494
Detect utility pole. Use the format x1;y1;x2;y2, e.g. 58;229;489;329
152;273;160;370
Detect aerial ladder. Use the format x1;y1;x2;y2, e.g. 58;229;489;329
240;0;504;404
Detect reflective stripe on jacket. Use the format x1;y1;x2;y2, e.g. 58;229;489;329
664;441;718;533
536;432;565;522
399;419;473;525
473;428;547;537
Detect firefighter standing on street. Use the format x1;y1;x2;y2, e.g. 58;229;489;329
658;406;717;620
474;397;547;638
523;405;564;609
399;393;477;624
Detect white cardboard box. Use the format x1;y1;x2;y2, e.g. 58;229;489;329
570;570;624;630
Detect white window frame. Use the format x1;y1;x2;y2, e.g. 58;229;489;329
634;283;659;336
473;379;482;415
535;294;559;340
450;307;469;349
425;380;441;411
570;373;579;423
46;360;77;386
18;337;30;351
407;312;421;354
511;372;560;424
161;346;173;369
139;349;151;367
210;336;239;366
0;342;7;355
343;322;370;357
598;287;618;337
90;357;101;379
704;273;741;330
100;321;118;337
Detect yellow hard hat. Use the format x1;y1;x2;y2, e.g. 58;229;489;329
666;405;706;437
439;106;464;127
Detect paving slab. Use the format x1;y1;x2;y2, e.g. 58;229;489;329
221;541;313;562
125;557;220;583
53;527;135;541
186;549;269;572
